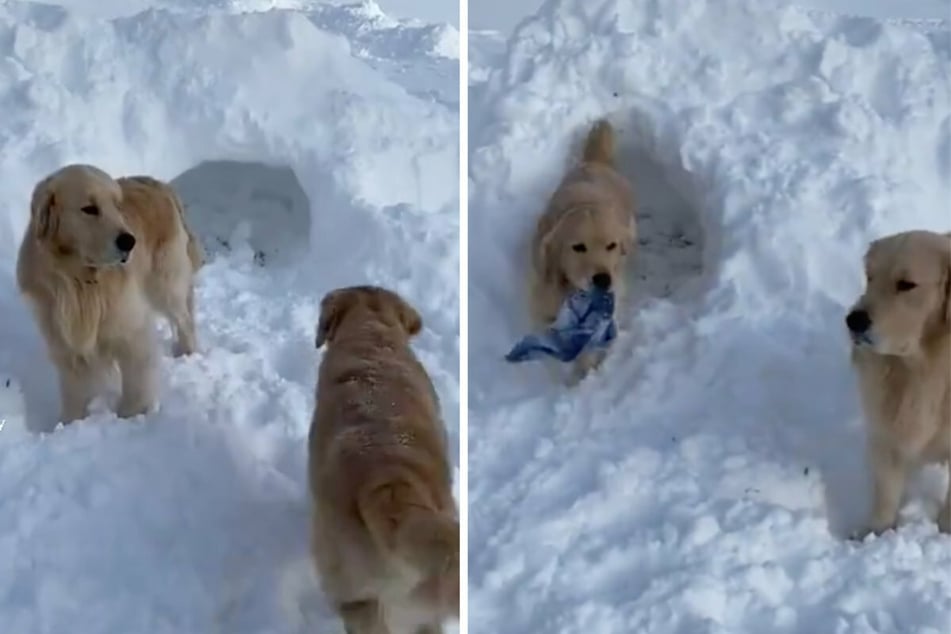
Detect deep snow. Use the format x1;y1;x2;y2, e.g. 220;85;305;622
469;0;949;34
0;1;459;633
468;0;951;632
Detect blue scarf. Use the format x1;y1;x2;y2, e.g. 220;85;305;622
506;288;617;363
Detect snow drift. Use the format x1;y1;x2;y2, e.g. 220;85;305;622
0;1;459;633
469;0;950;632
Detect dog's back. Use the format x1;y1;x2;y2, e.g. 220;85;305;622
117;176;204;273
543;119;634;233
308;287;458;632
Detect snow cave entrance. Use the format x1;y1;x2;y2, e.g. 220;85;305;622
611;117;706;303
171;160;311;267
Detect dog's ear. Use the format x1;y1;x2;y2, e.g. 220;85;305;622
30;178;55;239
393;294;423;337
620;219;636;256
537;224;562;284
315;289;352;349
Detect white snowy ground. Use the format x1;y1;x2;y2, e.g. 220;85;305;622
469;0;951;632
0;1;459;633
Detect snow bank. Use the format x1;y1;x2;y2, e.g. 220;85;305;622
469;0;950;631
0;1;458;632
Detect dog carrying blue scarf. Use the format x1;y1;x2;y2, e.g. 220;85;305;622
506;288;617;363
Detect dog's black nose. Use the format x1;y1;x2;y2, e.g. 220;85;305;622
592;273;612;290
115;232;136;253
846;309;871;333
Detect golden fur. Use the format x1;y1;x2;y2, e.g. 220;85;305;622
308;286;458;634
847;230;951;537
529;119;636;384
16;164;203;423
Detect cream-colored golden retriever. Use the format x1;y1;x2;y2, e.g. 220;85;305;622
16;164;203;424
846;229;951;537
529;119;636;383
308;286;458;634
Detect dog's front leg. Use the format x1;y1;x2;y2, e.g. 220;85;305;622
115;329;159;419
857;440;907;537
58;363;99;423
568;348;607;386
338;599;389;634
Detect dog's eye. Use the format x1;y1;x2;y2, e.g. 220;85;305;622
606;242;618;251
571;243;587;253
81;205;99;216
896;280;916;292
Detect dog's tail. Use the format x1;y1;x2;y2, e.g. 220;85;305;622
169;189;205;272
582;119;616;166
358;480;459;615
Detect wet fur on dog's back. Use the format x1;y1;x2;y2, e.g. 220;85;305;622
529;119;636;383
16;164;203;423
847;230;951;537
308;286;458;634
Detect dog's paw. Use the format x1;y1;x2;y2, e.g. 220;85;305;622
172;342;195;358
172;335;198;358
848;523;895;541
116;397;156;419
565;370;584;387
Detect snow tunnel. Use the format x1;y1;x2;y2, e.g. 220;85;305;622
612;112;707;304
171;161;311;268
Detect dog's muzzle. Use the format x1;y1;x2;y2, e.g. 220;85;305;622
849;331;875;347
845;309;874;347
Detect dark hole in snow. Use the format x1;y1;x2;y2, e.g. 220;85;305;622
612;129;705;303
171;161;311;267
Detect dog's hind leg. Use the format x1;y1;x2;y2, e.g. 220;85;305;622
115;328;159;418
167;284;198;358
149;271;198;357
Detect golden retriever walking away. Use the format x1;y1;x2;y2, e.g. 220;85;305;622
529;119;636;384
16;164;204;424
308;286;458;634
846;230;951;537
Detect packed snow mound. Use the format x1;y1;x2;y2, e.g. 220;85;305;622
46;0;460;31
0;2;458;633
469;0;950;632
0;0;457;252
39;0;460;104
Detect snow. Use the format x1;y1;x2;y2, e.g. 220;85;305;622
0;1;458;633
468;0;951;632
470;0;949;34
50;0;459;27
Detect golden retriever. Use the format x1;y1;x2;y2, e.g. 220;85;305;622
16;164;203;424
308;286;458;634
846;229;951;537
529;119;636;384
